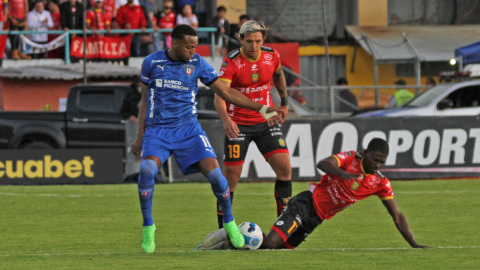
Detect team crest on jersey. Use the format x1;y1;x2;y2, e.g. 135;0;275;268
278;139;285;147
252;73;259;82
183;64;194;76
351;181;360;191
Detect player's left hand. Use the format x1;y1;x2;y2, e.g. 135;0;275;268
266;114;281;126
261;106;281;126
277;105;288;123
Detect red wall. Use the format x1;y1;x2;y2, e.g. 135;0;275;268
0;79;81;111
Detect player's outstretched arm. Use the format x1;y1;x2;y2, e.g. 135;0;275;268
272;67;288;122
131;84;148;158
214;81;240;139
317;156;362;180
382;199;430;248
209;79;281;124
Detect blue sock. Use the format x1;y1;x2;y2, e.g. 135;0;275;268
138;159;158;227
206;167;233;223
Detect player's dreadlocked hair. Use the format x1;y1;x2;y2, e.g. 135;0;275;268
171;24;198;40
367;138;389;155
239;20;268;39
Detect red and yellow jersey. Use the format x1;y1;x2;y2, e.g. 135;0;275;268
155;10;175;36
219;46;281;125
8;0;25;19
311;151;394;220
86;9;111;30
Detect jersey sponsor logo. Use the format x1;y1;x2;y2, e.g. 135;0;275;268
252;73;259;82
264;54;273;60
183;64;194;76
350;181;360;190
163;79;189;90
219;70;224;76
278;139;286;147
222;61;228;68
275;220;284;226
156;65;165;71
235;58;242;65
151;59;167;63
149;88;155;118
262;61;273;65
252;64;258;71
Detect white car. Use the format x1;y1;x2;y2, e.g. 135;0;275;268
355;80;480;117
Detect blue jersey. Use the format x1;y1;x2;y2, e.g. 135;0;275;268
141;50;218;127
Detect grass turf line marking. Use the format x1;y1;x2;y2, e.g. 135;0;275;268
1;190;479;198
0;246;478;257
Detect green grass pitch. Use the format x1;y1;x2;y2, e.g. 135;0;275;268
1;179;479;269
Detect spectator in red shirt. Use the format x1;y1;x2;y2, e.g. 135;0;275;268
116;0;146;56
152;0;174;50
1;0;7;30
46;0;61;58
86;0;112;36
6;0;31;59
102;0;116;21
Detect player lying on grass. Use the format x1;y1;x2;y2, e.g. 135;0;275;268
196;138;430;250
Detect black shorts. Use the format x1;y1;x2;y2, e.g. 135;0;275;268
223;122;289;166
271;191;323;249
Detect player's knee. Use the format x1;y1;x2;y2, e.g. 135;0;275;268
139;159;158;186
206;167;228;190
275;162;292;179
223;167;241;183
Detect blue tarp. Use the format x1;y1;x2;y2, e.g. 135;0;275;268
455;41;480;64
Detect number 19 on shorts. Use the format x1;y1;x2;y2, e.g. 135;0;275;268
228;144;240;159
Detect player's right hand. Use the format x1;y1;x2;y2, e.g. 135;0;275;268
223;119;240;139
130;136;143;160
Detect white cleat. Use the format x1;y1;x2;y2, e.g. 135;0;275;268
203;228;228;248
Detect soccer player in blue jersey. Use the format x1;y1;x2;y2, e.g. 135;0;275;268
130;24;280;253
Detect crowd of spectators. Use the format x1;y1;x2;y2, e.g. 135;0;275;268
0;1;266;59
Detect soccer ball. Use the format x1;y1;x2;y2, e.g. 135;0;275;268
238;222;263;250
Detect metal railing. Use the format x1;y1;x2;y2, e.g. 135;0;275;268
0;27;218;64
285;85;430;116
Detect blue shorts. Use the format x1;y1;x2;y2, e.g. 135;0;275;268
141;122;217;175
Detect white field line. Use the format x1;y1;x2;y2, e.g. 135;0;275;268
0;190;479;198
0;246;478;257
